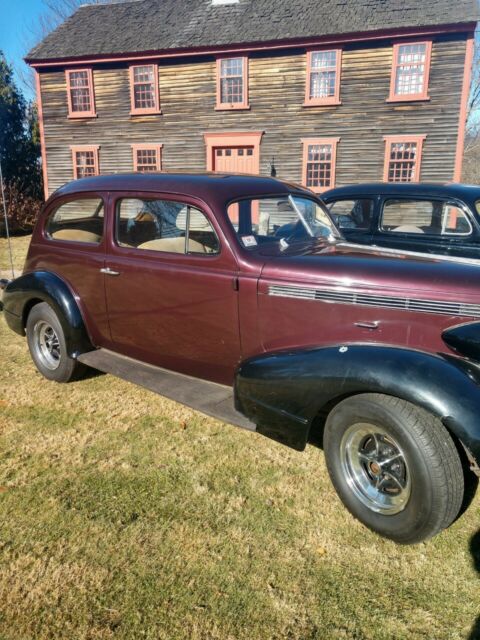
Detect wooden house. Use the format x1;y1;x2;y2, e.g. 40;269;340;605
26;0;478;199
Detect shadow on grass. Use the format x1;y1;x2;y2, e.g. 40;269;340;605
469;530;480;639
81;366;106;381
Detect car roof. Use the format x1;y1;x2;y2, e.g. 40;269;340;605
52;172;313;203
322;182;480;201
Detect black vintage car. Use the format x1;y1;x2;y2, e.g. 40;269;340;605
321;183;480;261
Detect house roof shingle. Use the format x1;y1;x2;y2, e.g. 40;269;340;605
26;0;479;63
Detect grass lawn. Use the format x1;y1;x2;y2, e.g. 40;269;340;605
0;235;479;640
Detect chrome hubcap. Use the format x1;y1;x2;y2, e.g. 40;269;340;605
33;321;61;370
340;423;411;515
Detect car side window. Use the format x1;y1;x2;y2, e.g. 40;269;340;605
45;198;104;244
380;199;472;236
116;198;220;254
327;199;374;230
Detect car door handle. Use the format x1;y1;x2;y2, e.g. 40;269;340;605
355;321;379;330
100;267;120;276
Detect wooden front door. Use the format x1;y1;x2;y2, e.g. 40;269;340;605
213;146;257;173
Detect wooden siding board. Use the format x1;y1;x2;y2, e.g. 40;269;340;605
41;35;467;194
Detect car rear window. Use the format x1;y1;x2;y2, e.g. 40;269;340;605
45;198;104;244
380;199;472;236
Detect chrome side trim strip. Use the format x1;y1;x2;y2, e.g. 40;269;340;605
268;284;480;318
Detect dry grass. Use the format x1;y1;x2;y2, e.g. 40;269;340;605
0;235;30;271
0;236;479;640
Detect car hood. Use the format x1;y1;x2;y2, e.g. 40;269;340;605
258;239;480;303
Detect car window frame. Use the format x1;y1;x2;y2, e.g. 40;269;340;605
378;195;475;238
42;192;107;248
111;192;223;259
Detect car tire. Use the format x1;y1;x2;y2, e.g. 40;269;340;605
26;302;86;383
323;393;464;544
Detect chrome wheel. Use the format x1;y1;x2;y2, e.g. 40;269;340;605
33;320;61;370
340;422;411;515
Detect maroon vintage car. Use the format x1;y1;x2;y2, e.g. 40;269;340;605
3;173;480;544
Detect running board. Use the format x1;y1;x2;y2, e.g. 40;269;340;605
77;348;256;432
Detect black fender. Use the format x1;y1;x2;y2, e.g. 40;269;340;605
2;271;93;358
235;344;480;464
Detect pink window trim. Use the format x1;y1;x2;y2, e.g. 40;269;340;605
301;137;340;193
129;64;161;115
131;144;163;171
204;131;263;172
66;68;96;118
387;40;432;102
383;135;426;182
215;56;249;110
304;49;342;107
70;145;100;179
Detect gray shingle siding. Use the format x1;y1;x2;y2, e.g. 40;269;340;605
27;0;478;62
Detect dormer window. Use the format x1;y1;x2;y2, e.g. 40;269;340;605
216;57;249;110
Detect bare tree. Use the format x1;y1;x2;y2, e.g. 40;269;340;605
37;0;123;38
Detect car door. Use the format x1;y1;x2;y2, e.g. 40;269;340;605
372;196;480;259
325;197;376;245
103;192;241;385
37;192;111;346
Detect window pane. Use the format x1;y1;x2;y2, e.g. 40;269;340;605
226;196;338;247
221;77;243;103
219;58;244;104
395;43;426;95
132;65;156;109
136;149;158;172
46;198;104;243
440;203;472;235
309;51;337;99
311;50;337;69
387;142;418;183
221;58;243;76
381;199;433;233
382;199;472;235
398;43;427;64
70;71;89;88
133;65;154;83
70;71;91;112
134;84;155;109
310;70;336;98
328;199;374;230
75;150;97;178
116;199;219;254
306;144;333;188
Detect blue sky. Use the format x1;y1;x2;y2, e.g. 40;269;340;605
0;0;45;99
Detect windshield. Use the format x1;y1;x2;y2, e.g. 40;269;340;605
226;194;341;250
